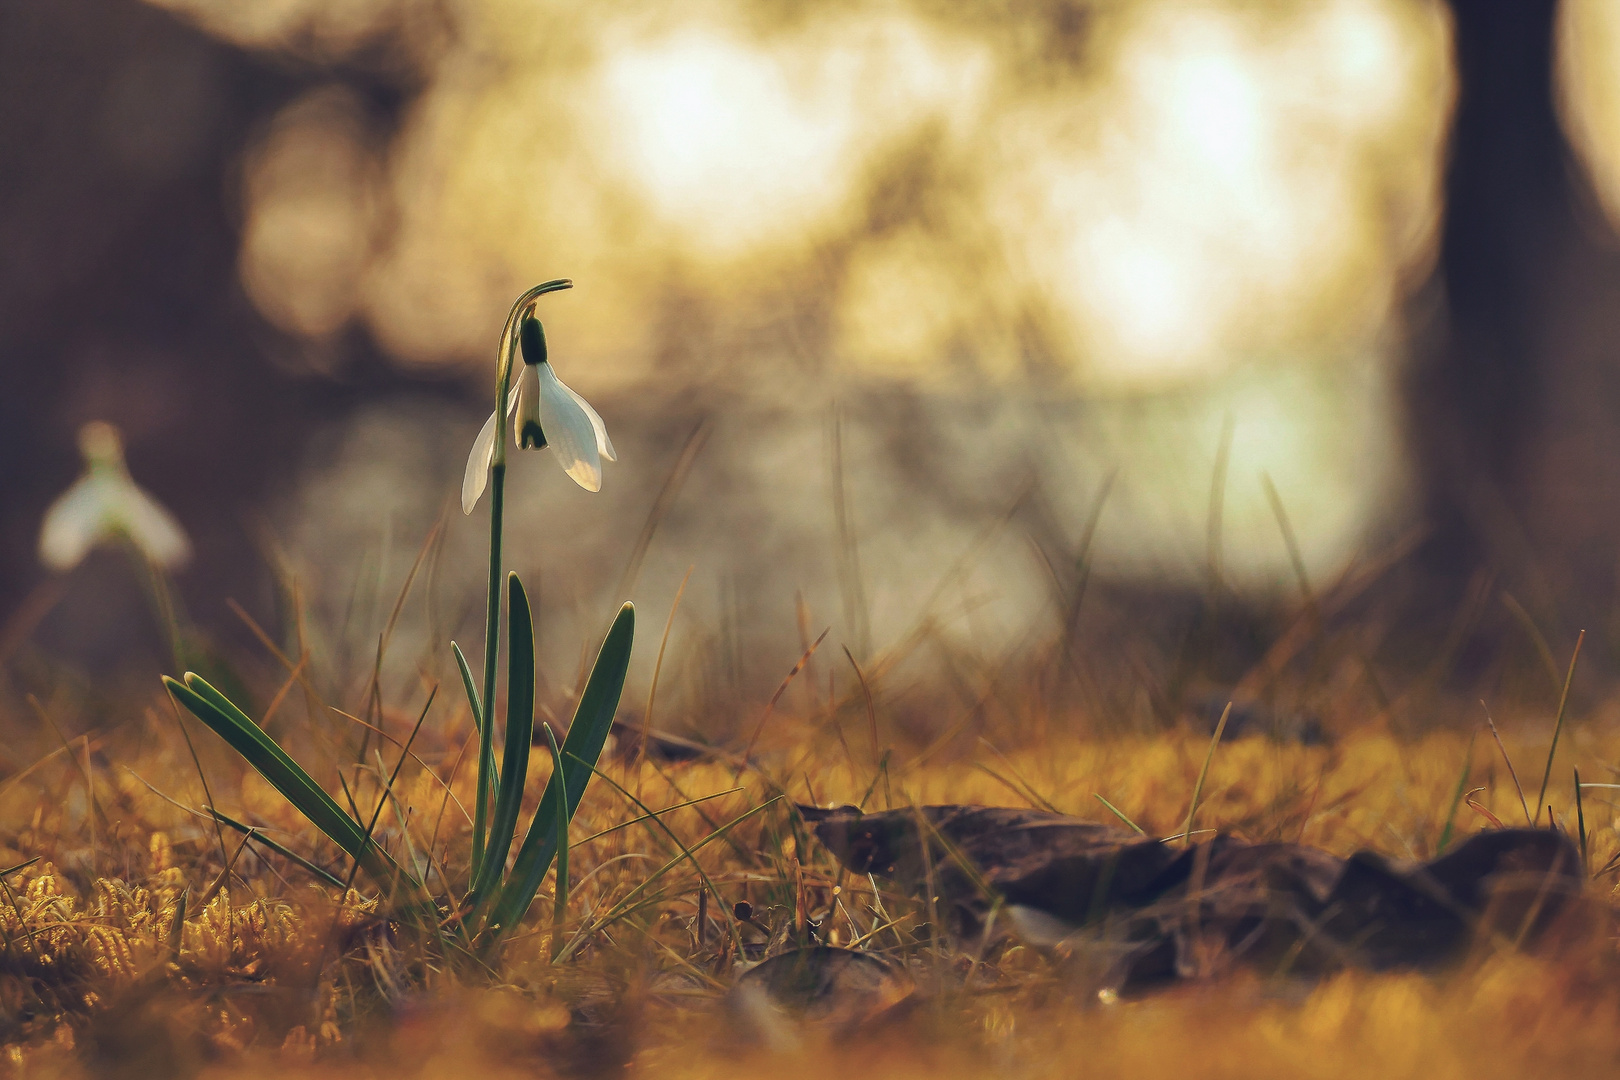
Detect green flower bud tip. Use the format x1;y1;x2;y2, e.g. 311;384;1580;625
520;315;548;367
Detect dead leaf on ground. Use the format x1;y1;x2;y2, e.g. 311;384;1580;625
802;804;1586;993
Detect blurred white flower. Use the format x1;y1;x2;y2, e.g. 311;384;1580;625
39;422;191;572
461;316;616;512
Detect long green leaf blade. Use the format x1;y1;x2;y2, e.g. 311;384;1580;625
164;674;420;899
170;675;365;852
485;603;634;940
543;723;568;961
470;573;535;901
451;640;483;736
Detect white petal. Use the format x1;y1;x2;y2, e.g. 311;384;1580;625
115;481;191;569
561;382;616;461
39;477;109;571
38;473;190;571
461;409;499;515
537;364;603;491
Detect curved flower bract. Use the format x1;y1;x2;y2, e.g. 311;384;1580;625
39;422;191;572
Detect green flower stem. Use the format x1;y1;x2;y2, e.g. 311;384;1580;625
472;459;506;880
472;312;521;880
470;277;572;888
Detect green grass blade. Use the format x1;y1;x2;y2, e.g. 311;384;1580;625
556;795;781;963
1181;701;1232;844
484;603;634;941
572;759;743;955
164;674;419;898
451;640;483;736
207;808;346;889
1534;629;1584;824
471;574;536;901
1436;728;1477;855
1575;767;1589;875
543;723;568;962
169;675;366;852
1093;793;1146;835
569;788;741;848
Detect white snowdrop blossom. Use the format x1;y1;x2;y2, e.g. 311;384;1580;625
461;316;615;513
39;421;191;571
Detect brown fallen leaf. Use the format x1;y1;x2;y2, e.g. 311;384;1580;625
802;804;1585;991
800;804;1175;920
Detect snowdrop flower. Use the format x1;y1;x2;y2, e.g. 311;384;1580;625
39;421;191;571
461;314;616;512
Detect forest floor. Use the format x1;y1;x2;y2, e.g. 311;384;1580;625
0;698;1617;1079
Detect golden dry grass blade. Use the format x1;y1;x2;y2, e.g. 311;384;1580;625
1483;703;1533;826
641;564;694;770
613;419;711;603
743;627;830;761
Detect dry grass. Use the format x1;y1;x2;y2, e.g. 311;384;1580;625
0;690;1616;1078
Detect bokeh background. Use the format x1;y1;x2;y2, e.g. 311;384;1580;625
7;0;1620;743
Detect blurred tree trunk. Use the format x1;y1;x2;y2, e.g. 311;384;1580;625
1407;0;1620;646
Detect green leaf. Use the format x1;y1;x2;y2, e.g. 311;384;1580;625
451;640;483;736
207;807;346;890
484;602;634;942
164;673;422;902
542;723;568;962
470;574;536;902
